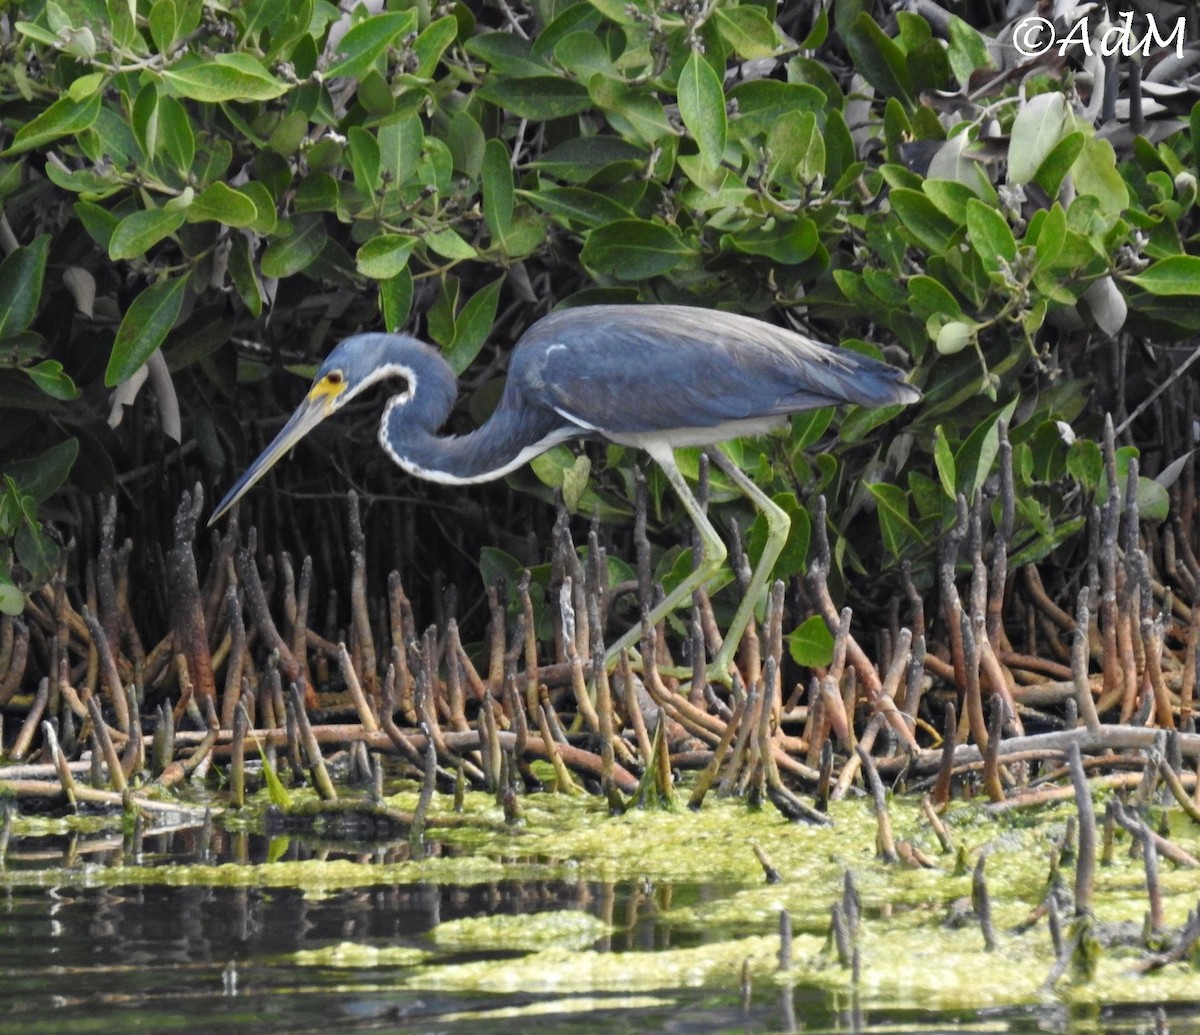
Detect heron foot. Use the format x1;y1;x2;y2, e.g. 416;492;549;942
602;643;735;690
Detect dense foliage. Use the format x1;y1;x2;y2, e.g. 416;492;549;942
2;0;1200;654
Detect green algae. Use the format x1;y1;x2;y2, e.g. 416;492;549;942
429;910;612;952
290;942;433;968
399;935;783;995
434;994;677;1024
3;779;1200;1016
6;813;120;839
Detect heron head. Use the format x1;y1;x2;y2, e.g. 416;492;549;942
208;341;378;525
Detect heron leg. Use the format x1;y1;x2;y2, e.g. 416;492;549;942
705;447;791;676
603;443;727;671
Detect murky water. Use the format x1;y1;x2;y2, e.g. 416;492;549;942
4;877;1190;1035
2;807;1199;1033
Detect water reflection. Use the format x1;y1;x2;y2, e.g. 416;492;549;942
0;820;751;1034
1;824;1198;1034
0;880;774;1035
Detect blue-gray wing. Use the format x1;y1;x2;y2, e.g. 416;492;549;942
506;305;917;436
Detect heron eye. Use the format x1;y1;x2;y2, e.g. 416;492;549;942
326;370;344;386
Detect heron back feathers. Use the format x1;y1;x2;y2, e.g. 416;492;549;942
510;305;917;439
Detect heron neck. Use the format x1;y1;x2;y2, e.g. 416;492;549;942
381;392;569;486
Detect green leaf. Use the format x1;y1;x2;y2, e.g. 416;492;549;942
866;482;922;557
1125;255;1200;296
268;110;309;155
724;218;818;264
105;0;138;50
791;408;833;449
347;125;381;196
328;11;417;79
890;188;958;252
954;399;1017;501
427;277;459;348
7;438;79;501
521;186;632;227
0;572;23;616
477;76;591;119
845;12;913;106
787;614;835;668
15;522;60;587
466;32;552;77
1008;91;1070;185
554;31;618;79
1066;438;1102;489
161;53;288;102
678;48;726;168
148;0;178;53
833;270;891;327
412;15;458;76
713;6;782;59
530;136;646;181
482;138;514;246
446;110;484;178
588;76;673;145
965;198;1016;273
446;276;504;374
380;267;413;332
157;94;195;174
425;228;477;261
106;277;188;386
908;470;949;520
186;182;259;227
945;13;992;84
238;180;278;234
45;163;121;198
907;274;963;321
355;233;417;280
23;360;80;400
561;453;591;513
1071;136;1128;218
132;83;161;161
108;207;187;261
5;91;101;155
1137;477;1170;522
767;110;824;186
534;3;604;57
260;214;327;278
1032;202;1067;269
14;20;61;47
227;233;262;317
0;235;49;339
1031;131;1084;197
898;13;953;94
253;731;293;808
529;447;614;519
728;80;827;139
748;492;811;579
378;115;422;187
580;220;695;280
1192;98;1200;173
75;201;120;249
294;172;338;213
933;425;956;498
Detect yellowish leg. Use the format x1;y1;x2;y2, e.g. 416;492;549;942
603;442;727;670
705;447;791;676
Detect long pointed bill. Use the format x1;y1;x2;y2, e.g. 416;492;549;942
209;391;334;525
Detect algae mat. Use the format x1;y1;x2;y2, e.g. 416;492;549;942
3;783;1199;1030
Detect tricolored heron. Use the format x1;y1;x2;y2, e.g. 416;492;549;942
211;304;919;676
